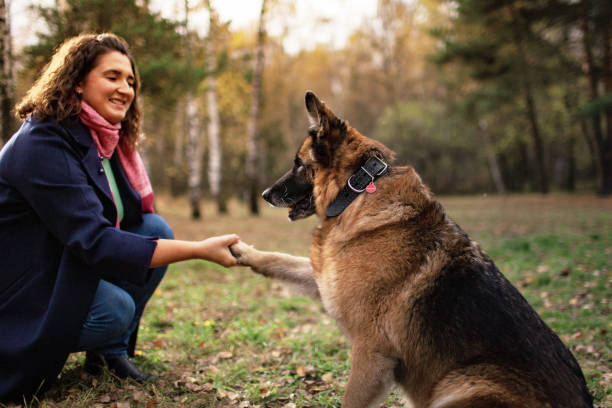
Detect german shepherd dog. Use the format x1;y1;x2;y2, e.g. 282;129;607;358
230;91;592;408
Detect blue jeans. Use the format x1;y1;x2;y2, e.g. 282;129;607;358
75;213;173;357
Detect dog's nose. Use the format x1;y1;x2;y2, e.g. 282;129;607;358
262;188;271;202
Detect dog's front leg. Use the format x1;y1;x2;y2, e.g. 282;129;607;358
230;241;319;300
342;342;396;408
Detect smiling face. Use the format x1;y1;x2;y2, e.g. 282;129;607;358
76;51;135;124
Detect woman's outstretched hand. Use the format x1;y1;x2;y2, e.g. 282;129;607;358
149;234;241;268
195;234;241;267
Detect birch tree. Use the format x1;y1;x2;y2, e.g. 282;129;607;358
246;0;267;215
0;0;15;144
205;0;225;213
479;119;506;195
186;92;202;218
184;0;203;219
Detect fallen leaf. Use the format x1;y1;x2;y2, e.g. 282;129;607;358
570;331;584;340
145;399;158;408
321;373;334;383
185;383;205;392
296;366;306;377
133;390;146;401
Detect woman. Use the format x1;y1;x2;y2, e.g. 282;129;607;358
0;33;239;402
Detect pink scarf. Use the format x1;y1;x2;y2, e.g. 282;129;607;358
79;101;155;224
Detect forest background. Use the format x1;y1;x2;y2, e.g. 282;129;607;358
0;1;611;407
2;0;612;218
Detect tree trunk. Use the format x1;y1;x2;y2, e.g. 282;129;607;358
246;0;267;215
0;0;15;145
509;4;548;194
205;2;225;214
186;92;202;219
479;119;506;194
171;107;185;196
580;0;610;194
184;0;202;217
523;86;548;193
600;12;612;194
580;118;600;180
566;135;576;191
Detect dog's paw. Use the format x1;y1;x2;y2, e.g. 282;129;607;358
229;241;255;266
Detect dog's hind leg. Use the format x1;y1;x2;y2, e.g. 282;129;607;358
342;342;396;408
230;241;320;299
428;366;547;408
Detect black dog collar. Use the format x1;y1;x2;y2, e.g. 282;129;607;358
326;157;388;217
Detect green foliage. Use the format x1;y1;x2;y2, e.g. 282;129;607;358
430;0;605;193
576;94;612;118
375;100;491;193
13;0;611;199
25;0;193;103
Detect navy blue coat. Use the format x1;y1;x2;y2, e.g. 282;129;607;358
0;117;158;401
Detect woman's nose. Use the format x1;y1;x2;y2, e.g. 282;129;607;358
117;80;133;95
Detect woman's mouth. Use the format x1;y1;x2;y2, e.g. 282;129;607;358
109;98;127;106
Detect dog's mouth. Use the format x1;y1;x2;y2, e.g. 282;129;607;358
288;194;316;221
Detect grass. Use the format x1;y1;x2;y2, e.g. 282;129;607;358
5;194;611;408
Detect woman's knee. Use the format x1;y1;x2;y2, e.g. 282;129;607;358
79;281;136;348
106;286;136;336
141;213;174;240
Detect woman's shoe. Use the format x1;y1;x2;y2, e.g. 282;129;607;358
84;352;153;382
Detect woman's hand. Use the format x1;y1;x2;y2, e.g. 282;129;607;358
149;234;241;268
194;234;241;267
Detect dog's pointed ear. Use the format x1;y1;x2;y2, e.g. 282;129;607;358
305;91;321;127
305;90;341;130
304;91;346;167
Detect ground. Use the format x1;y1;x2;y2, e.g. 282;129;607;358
5;194;611;408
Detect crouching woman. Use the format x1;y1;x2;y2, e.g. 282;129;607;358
0;33;239;402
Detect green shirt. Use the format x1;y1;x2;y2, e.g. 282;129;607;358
102;158;124;224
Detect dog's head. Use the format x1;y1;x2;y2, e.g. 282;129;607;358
262;91;393;221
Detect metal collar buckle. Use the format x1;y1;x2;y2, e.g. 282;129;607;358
347;157;388;193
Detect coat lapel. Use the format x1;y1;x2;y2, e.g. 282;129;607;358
63;119;116;212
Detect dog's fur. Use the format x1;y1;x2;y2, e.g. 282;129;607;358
230;91;593;408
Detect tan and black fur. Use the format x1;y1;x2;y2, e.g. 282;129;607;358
230;91;592;408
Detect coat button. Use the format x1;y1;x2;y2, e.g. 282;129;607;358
98;167;105;174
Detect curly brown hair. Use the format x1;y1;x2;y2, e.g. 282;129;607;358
15;33;142;147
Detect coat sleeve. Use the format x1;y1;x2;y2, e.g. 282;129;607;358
4;121;157;286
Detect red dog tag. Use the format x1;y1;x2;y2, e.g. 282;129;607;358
366;182;376;193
